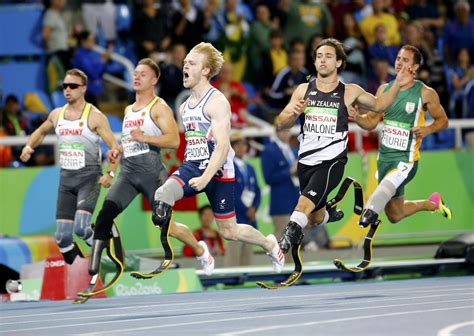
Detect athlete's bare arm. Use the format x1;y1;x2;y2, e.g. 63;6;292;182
275;83;309;129
349;84;386;131
89;107;119;150
349;65;412;112
189;92;231;191
131;99;180;149
88;107;121;187
412;84;449;138
20;108;60;162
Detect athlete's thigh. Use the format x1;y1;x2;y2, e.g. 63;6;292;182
56;175;77;220
105;173;140;211
76;173;101;213
168;162;202;198
378;161;418;197
205;179;236;220
138;166;167;206
302;160;345;211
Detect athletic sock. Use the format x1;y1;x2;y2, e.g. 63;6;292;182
290;211;308;229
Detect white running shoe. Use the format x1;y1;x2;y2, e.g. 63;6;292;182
267;234;285;273
196;241;215;276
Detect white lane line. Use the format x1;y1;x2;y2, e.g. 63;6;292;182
79;299;474;336
1;284;471;320
218;306;474;336
0;292;470;326
7;297;472;334
438;321;474;336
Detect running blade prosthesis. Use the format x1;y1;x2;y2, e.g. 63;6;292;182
331;177;382;273
130;217;174;280
256;177;364;289
333;220;381;272
73;223;124;304
256;243;303;289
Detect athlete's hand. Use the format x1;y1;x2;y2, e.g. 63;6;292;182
189;176;210;191
106;146;122;164
395;64;416;87
20;145;34;162
291;98;309;117
348;105;361;121
130;128;146;143
98;174;113;188
412;126;431;138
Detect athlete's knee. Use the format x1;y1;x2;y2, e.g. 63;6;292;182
216;220;238;240
358;209;379;228
73;210;93;242
152;200;172;228
55;220;74;250
94;200;121;240
154;179;183;205
219;228;237;241
386;211;402;224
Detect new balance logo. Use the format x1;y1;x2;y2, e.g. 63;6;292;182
308;190;317;197
309;91;317;96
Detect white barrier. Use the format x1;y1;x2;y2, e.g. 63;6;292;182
0;119;473;167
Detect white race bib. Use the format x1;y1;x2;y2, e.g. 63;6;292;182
122;134;150;158
59;143;85;170
382;120;411;151
185;131;210;161
303;107;338;137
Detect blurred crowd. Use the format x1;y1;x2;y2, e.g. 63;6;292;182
1;0;474;167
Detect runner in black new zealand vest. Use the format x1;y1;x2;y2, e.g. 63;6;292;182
20;69;120;264
144;42;285;277
350;45;451;228
275;38;414;254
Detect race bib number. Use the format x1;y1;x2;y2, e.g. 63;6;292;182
303;107;338;137
122;134;150;158
185;131;210;161
382;120;411;151
59;143;85;170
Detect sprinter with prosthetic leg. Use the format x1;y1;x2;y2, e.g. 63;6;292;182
334;45;452;273
133;43;285;279
20;69;119;268
75;59;216;301
256;38;413;289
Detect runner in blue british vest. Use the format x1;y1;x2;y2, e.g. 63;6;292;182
349;45;451;228
88;58;215;278
20;69;120;264
275;38;414;254
148;42;285;274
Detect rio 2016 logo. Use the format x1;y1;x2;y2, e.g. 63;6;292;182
115;282;162;296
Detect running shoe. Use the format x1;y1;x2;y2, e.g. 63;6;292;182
428;192;452;220
197;241;215;276
267;234;285;273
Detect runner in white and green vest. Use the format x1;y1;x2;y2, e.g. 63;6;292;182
351;45;452;228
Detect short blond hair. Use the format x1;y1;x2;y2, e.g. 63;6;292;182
66;68;88;85
190;42;224;78
138;58;160;79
